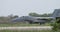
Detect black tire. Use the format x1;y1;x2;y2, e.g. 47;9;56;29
39;22;45;25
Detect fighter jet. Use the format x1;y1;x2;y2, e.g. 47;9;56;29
11;9;60;24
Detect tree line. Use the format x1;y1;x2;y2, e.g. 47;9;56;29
29;12;52;17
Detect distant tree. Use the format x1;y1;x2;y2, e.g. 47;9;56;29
8;14;19;19
29;13;40;17
8;14;13;19
13;15;19;18
40;13;52;17
29;12;52;17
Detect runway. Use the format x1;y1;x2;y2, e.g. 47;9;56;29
0;26;52;30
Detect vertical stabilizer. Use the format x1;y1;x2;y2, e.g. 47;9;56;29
52;9;60;17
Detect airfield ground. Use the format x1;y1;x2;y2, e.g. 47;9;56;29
0;23;51;27
0;23;52;32
0;30;52;32
0;26;52;32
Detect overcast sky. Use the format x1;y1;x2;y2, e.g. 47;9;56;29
0;0;60;16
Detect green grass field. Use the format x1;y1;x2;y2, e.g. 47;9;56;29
0;23;50;27
0;23;51;27
0;23;40;27
0;30;52;32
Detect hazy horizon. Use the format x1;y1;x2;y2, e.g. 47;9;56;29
0;0;60;16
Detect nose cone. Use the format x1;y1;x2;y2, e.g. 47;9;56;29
11;17;24;23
